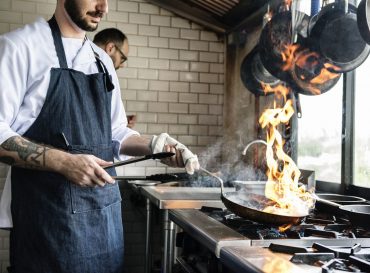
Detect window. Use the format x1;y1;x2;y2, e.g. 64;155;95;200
297;79;343;183
354;59;370;187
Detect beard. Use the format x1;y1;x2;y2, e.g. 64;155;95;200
64;0;101;31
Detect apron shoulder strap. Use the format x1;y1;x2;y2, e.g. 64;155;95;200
48;15;68;69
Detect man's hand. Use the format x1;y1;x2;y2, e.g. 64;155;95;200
59;154;115;187
151;133;200;174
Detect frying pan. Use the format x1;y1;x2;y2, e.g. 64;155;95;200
314;195;370;228
309;0;370;72
240;46;281;96
357;0;370;44
200;167;308;225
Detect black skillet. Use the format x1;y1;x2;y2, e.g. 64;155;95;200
240;46;281;96
201;168;307;225
259;10;341;96
309;0;370;72
357;0;370;44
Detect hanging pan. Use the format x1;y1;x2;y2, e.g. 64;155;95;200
309;0;370;72
240;46;281;96
200;168;307;225
357;0;370;44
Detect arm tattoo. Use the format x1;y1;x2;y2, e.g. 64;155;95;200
0;136;50;168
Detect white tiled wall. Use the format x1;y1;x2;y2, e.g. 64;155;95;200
0;0;225;272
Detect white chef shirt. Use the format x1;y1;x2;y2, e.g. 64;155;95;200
0;17;139;227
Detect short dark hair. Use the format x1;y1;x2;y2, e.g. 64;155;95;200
93;28;127;47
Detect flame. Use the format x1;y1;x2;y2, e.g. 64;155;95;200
258;94;314;217
278;224;292;232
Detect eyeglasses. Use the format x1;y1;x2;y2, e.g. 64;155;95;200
114;44;128;64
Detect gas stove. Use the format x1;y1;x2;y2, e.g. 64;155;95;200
169;206;370;273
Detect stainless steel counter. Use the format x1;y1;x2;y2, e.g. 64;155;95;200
139;186;230;273
220;246;318;273
169;209;250;257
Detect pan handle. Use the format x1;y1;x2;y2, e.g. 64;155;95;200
199;167;225;195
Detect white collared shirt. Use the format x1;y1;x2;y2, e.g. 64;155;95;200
0;17;139;227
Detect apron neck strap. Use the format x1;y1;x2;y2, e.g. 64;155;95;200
48;15;68;69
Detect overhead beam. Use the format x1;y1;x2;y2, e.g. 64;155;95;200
146;0;228;33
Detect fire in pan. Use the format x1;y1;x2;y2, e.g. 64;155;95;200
200;168;308;226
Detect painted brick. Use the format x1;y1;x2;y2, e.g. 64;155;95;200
129;13;150;24
0;11;22;24
199;52;218;63
139;3;159;14
210;84;224;94
132;123;147;133
171;17;191;28
190;40;208;51
119;67;137;78
209;125;223;136
190;83;209;93
0;23;10;34
160;8;173;16
117;23;138;35
145;167;167;175
169;125;188;135
200;30;218;41
139;25;159;36
148;123;168;134
210;42;224;53
138;47;158;58
179;93;198;104
198;136;217;146
178;135;197;145
199;94;218;104
219;74;224;84
210;63;223;73
179;72;198;82
209;105;223;115
190;62;209;72
149;80;169;91
169;60;189;71
107;11;129;23
158;92;178;102
127;57;149;68
0;1;10;10
10;24;23;31
219;53;224;63
189;125;208;136
170;82;189;92
159;27;179;38
36;3;55;15
169;103;188;114
118;78;128;90
159;70;179;81
137;90;158;101
158;113;178;123
149;37;168;48
189;104;208;114
126;101;147;112
178;114;197;124
200;73;218;83
128;35;148;46
180;29;199;40
158;48;178;60
12;1;36;13
199;115;218;125
149;59;169;70
179;50;198;61
136;113;157;123
138;69;158;80
128;79;149;90
169;38;188;50
117;1;139;12
148;102;168;113
151;15;170;27
22;13;40;24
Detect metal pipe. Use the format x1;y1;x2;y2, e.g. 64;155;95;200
144;198;153;273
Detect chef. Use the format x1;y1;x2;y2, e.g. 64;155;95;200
0;0;199;272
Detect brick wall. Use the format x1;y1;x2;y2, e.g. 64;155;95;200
0;0;225;272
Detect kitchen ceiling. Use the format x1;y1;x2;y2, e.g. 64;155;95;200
146;0;282;34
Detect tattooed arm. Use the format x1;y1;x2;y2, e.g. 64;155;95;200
0;136;115;187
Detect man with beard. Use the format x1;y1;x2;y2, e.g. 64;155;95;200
0;0;199;272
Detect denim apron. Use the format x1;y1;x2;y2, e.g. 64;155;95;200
9;16;124;273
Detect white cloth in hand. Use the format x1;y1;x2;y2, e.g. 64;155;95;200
151;133;200;174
